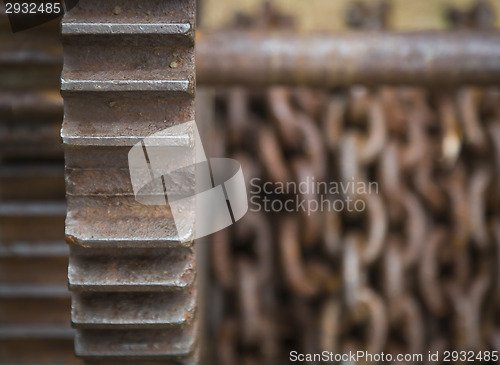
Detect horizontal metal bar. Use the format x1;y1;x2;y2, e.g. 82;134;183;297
196;30;500;87
0;91;63;116
0;284;70;298
0;201;66;216
0;325;74;339
0;164;63;178
4;31;499;88
0;50;62;65
0;241;68;258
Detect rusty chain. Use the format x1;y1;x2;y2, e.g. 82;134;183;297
209;81;500;365
206;3;500;364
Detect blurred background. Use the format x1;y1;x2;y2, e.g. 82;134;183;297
1;0;500;364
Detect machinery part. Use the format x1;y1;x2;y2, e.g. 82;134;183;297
6;10;500;91
0;8;76;364
2;1;500;364
196;31;500;87
60;0;198;362
0;7;63;159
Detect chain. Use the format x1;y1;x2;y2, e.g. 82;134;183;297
206;5;500;363
209;81;500;365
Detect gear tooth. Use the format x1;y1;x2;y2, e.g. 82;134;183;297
68;247;196;292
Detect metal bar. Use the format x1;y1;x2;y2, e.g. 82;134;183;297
0;284;70;298
4;31;500;89
0;325;74;340
196;30;500;87
0;202;66;216
0;241;68;258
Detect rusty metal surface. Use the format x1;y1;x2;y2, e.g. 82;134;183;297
196;30;500;87
72;289;197;329
204;3;500;364
60;0;199;361
68;247;196;291
0;14;63;160
0;10;77;364
7;18;500;93
2;1;500;364
208;81;500;365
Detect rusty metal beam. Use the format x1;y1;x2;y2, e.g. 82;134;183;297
196;31;500;87
5;30;500;89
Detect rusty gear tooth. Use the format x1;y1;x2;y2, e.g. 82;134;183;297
65;197;194;248
61;0;198;361
68;247;196;292
72;289;197;329
74;325;199;359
